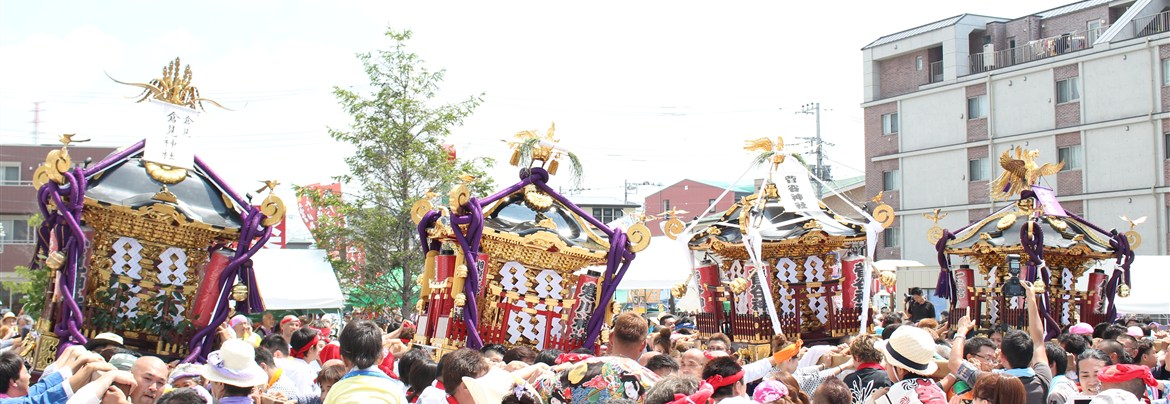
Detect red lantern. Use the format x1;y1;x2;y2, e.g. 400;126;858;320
192;249;232;327
954;265;975;310
1087;270;1106;315
840;257;865;309
696;261;720;313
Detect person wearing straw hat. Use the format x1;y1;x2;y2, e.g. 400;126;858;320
0;312;18;341
323;320;405;404
202;339;268;403
866;326;946;404
83;332;124;361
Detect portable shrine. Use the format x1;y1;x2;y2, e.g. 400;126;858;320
685;137;893;359
412;124;645;354
20;58;282;369
933;147;1134;335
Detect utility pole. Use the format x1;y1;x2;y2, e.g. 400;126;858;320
31;102;44;144
624;180;660;204
797;102;834;197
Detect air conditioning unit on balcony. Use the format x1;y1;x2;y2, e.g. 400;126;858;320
983;44;996;68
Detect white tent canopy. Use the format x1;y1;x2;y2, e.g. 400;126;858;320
250;249;345;310
1113;255;1170;315
586;236;693;290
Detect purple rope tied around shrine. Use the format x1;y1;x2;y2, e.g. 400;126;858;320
35;168;89;351
1019;216;1060;339
185;208;271;363
83;140;145;176
418;210;442;256
524;169;632;349
1063;211;1134;322
934;230;956;300
450;198;486;349
582;231;635;349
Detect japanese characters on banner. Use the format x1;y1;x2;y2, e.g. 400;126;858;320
295;183;366;271
145;99;199;170
777;158;818;213
296;183;342;232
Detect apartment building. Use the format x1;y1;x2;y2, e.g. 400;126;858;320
862;0;1170;267
0;144;115;285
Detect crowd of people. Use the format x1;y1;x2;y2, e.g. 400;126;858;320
0;282;1167;404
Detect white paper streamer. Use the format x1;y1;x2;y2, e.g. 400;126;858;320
746;225;783;335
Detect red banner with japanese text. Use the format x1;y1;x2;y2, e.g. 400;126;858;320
297;183;342;232
296;183;366;274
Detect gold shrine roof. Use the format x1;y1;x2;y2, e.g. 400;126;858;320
688;185;867;248
946;197;1113;254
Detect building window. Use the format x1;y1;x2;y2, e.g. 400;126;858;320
592;207;625;224
916;56;924;71
1088;20;1102;44
1058;145;1082;170
663;200;670;212
881;112;899;135
0;216;32;244
0;162;21;185
969;157;989;181
883;227;900;247
1056;77;1080;103
1163;59;1170;86
708;199;716;207
967;95;988;119
882;170;900;191
1165;133;1170;160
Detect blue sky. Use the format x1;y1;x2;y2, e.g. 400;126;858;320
1;0;1073;240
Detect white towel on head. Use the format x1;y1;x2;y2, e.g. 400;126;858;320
798;345;833;369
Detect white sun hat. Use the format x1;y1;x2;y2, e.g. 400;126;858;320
875;326;939;376
201;339;267;388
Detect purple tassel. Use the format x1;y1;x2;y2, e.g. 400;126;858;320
934;230;955;300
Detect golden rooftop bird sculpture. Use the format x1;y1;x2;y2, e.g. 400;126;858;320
990;146;1064;201
744;136;786;167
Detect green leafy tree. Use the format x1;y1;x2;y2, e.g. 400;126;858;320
309;27;494;317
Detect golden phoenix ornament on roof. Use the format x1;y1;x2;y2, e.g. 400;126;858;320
990;146;1064;201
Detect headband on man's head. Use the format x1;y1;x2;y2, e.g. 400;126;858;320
280;316;299;326
705;370;744;389
290;334;319;359
772;339;803;364
1098;364;1158;387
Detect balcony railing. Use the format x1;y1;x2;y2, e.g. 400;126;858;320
929;60;944;83
1133;10;1170;37
968;26;1106;74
